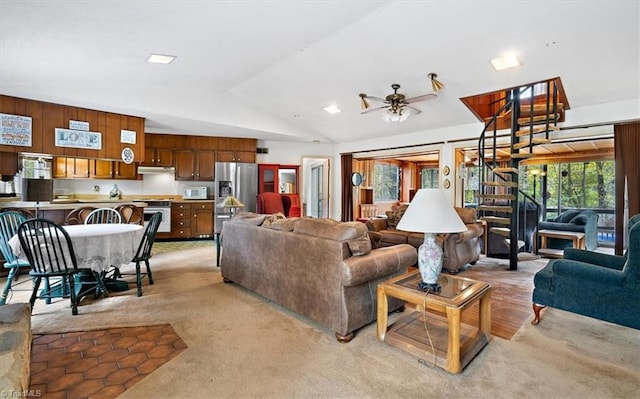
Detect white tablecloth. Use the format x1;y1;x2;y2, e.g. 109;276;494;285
9;224;144;273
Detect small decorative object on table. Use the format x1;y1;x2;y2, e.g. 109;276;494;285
396;189;466;291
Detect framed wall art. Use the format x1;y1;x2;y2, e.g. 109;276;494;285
54;128;102;150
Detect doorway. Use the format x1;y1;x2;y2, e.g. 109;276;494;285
302;157;330;218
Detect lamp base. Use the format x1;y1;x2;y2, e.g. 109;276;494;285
418;281;441;292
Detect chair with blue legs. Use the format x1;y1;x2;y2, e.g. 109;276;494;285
0;211;31;305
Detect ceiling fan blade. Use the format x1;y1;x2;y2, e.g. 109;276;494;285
363;95;388;103
360;105;388;115
403;105;422;114
403;93;437;104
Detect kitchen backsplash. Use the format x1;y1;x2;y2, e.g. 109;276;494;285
13;174;215;199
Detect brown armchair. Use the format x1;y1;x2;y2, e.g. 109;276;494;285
366;206;483;274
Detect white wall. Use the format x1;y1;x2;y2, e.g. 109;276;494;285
259;99;638;221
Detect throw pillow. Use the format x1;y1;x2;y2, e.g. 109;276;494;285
347;234;372;256
385;204;409;230
368;231;382;249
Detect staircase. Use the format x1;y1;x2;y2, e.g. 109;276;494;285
476;79;565;270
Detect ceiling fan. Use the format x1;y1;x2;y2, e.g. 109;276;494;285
359;73;443;122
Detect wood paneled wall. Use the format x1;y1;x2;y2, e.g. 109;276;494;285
0;95;145;161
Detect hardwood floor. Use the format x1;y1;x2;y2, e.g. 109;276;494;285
414;255;548;340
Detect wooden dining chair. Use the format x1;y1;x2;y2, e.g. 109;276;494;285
130;212;162;296
115;204;143;225
64;206;96;225
85;208;122;224
0;211;31;305
17;218;96;315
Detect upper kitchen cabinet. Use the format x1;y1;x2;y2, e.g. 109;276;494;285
53;157;89;178
175;150;215;181
0;152;18;177
216;150;255;163
0;95;145;161
140;147;174;167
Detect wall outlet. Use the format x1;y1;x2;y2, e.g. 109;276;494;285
93;185;100;192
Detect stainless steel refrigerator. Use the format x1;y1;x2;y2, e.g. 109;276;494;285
214;162;258;232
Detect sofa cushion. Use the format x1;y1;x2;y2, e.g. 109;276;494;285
455;207;477;225
385;204;409;229
368;231;382;249
294;219;367;241
231;212;268;226
262;217;302;231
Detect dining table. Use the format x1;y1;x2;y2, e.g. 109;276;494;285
9;223;145;299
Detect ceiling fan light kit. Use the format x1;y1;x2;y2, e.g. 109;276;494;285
359;75;442;123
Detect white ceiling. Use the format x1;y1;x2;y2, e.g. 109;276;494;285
1;1;638;144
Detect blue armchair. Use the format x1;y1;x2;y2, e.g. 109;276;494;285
532;214;640;329
538;209;599;251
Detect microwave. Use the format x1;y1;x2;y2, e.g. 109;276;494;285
183;186;208;200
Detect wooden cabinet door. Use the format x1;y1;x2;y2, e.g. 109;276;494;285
156;149;174;167
0;152;18;176
236;151;256;163
91;160;113;179
139;147;156;166
193;202;214;237
195;150;215;181
72;159;90;178
175;150;195;180
114;161;138;180
258;164;279;194
216;150;235;163
53;157;68;178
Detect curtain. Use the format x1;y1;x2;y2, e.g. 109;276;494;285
614;122;640;255
341;153;353;222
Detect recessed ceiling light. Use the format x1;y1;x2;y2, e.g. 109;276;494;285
491;53;521;71
323;105;342;114
147;53;176;64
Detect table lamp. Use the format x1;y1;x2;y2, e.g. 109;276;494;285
396;189;467;291
21;178;54;218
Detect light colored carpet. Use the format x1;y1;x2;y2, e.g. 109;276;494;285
16;246;640;399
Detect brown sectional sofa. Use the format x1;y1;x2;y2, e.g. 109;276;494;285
220;213;418;342
366;205;483;274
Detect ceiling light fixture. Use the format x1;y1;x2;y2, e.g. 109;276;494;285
428;73;444;92
147;53;176;64
491;53;521;71
359;83;437;123
323;105;342;114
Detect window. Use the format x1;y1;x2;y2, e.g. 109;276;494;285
463;165;480;207
373;162;400;202
420;167;439;189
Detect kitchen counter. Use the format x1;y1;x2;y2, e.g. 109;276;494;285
0;200;148;210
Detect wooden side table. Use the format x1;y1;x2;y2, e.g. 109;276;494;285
537;229;586;258
377;271;491;374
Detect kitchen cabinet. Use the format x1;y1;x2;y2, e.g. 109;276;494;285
216;150;255;163
192;202;214;237
114;161;138;180
140;147;174;167
175;150;215;181
171;202;192;238
0;152;18;177
91;160;113;179
53;157;89;178
54;157;138;180
168;201;214;238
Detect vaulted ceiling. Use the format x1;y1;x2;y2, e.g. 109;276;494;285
1;1;638;144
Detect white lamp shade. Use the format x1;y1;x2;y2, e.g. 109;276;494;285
396;189;466;233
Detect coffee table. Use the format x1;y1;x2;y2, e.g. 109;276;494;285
377;271;491;373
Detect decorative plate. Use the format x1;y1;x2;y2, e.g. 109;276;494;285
121;147;134;164
443;166;450;176
443;178;451;189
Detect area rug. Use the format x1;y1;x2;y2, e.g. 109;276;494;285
16;247;640;399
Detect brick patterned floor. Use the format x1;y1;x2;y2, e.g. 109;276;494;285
29;324;187;399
